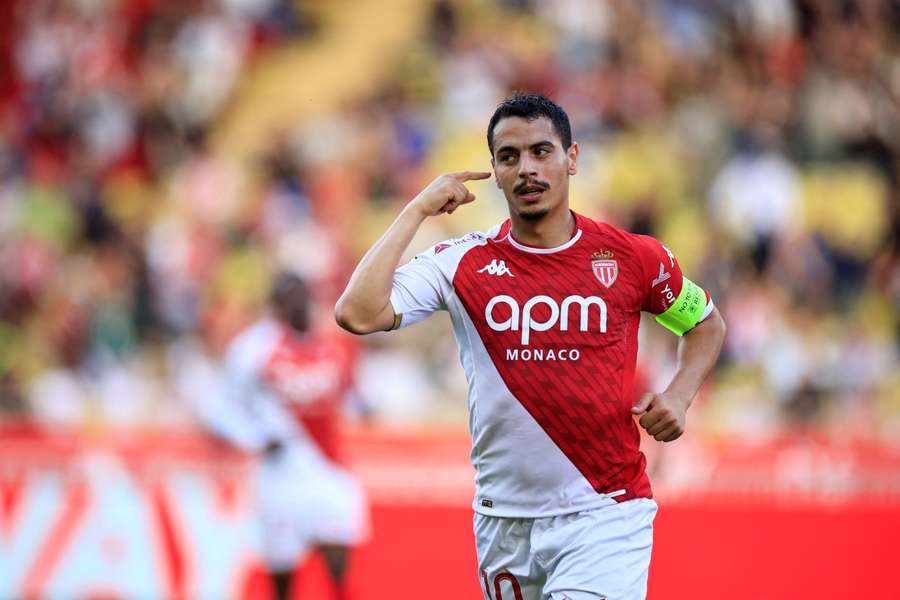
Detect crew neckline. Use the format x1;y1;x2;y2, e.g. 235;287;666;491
502;211;583;254
506;228;583;254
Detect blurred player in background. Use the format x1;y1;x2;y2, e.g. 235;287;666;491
336;94;726;600
195;272;368;600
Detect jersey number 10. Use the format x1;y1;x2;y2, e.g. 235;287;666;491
482;570;523;600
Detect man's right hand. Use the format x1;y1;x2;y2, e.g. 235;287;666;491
408;171;491;217
335;170;490;335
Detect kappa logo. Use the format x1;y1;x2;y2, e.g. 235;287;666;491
652;262;671;287
478;259;515;277
662;244;675;267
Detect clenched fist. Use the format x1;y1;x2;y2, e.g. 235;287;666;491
631;392;690;442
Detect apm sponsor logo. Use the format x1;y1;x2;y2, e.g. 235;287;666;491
485;294;607;345
266;362;341;404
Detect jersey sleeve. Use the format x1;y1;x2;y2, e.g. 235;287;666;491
389;251;448;329
633;234;714;336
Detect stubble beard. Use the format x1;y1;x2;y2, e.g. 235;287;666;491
508;188;553;223
517;206;551;222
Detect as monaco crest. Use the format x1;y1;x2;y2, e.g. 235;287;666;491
592;251;617;288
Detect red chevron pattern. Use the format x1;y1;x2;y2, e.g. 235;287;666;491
452;214;663;502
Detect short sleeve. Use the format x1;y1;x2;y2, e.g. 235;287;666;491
632;235;714;335
389;254;448;328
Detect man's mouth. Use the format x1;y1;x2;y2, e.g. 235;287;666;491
515;183;548;202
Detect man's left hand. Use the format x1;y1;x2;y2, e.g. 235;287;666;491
630;392;690;442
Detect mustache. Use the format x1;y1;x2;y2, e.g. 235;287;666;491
514;180;550;194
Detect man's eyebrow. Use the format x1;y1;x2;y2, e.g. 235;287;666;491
495;140;555;154
495;144;519;155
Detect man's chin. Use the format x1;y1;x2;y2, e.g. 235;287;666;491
517;206;551;222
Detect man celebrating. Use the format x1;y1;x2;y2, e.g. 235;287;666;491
335;94;725;599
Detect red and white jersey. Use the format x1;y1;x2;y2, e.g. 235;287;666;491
390;211;713;518
221;318;354;461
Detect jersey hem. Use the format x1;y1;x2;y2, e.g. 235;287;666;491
471;485;652;518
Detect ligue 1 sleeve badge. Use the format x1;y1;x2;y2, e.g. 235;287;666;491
591;250;617;288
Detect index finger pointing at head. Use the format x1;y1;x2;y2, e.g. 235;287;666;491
449;171;491;181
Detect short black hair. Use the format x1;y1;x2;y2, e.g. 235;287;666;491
486;93;572;154
270;271;308;311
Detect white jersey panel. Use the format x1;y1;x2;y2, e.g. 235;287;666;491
445;293;622;518
389;227;624;517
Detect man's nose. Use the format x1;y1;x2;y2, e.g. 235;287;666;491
517;154;538;177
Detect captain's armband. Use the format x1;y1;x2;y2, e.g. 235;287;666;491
654;277;708;336
389;312;403;331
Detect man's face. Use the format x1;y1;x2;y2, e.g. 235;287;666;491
491;116;578;222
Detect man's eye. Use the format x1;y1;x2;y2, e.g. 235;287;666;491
499;155;516;163
535;147;550;156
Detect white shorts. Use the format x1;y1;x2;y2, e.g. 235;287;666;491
474;498;657;600
256;442;369;570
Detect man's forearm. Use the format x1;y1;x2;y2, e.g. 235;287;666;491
335;204;427;334
335;171;490;334
664;307;726;407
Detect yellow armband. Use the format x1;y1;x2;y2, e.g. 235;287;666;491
655;277;708;336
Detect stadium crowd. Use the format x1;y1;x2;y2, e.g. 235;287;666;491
0;0;898;441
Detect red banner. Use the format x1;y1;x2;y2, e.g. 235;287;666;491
1;424;899;599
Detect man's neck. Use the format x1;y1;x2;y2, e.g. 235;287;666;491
510;206;576;248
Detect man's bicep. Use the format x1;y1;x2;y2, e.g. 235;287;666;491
633;234;713;336
653;276;714;336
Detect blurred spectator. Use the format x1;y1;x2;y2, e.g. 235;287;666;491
0;0;896;442
709;134;800;272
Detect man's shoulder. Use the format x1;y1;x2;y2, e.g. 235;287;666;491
418;221;507;265
575;212;651;250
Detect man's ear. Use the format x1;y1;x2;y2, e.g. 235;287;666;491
490;157;500;188
567;142;579;176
